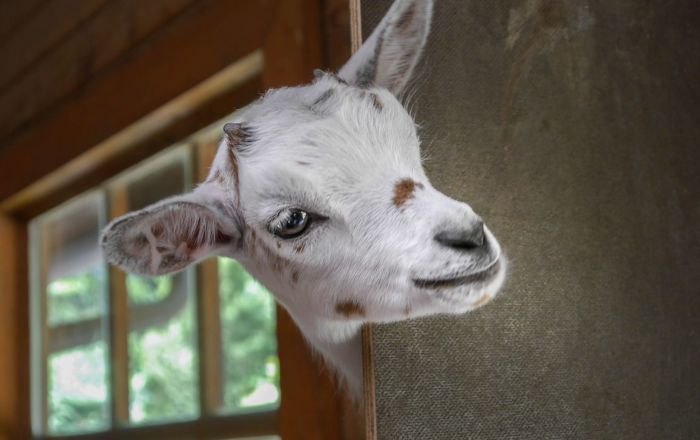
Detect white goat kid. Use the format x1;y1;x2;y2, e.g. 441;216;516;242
101;0;506;396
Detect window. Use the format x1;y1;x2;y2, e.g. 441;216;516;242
29;133;280;438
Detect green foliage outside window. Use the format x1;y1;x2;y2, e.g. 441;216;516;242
45;259;279;434
218;258;279;411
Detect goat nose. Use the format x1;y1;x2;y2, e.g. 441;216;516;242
434;221;485;251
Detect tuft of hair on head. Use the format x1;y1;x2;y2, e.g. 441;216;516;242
313;68;349;86
223;122;254;147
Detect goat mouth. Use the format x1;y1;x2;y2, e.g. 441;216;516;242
413;259;501;289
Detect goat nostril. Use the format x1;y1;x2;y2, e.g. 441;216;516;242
434;222;485;251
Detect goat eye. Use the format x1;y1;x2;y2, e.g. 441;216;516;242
270;209;311;239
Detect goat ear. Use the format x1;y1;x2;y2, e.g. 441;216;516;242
101;191;237;276
339;0;433;95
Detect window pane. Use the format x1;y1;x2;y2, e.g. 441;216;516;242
114;150;199;423
31;192;109;434
218;258;280;412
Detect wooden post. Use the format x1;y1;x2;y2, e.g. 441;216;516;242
263;0;347;438
0;216;27;439
107;186;131;426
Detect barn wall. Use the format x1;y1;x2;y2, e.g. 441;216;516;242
362;1;700;438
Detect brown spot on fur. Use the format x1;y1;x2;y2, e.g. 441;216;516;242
404;305;412;317
370;93;383;111
291;271;299;283
392;178;423;207
293;243;305;254
276;241;281;249
336;300;366;318
296;161;311;166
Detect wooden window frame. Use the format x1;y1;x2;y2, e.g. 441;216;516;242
0;1;354;438
28;136;280;440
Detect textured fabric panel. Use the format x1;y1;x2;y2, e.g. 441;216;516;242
362;1;700;439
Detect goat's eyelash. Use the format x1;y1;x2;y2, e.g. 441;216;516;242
267;208;296;231
266;207;329;241
267;207;328;228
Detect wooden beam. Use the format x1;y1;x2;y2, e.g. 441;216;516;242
0;0;272;203
0;0;42;42
32;410;277;440
0;0;109;92
108;186;130;426
275;307;343;440
195;141;224;414
0;217;27;439
362;327;377;440
0;0;196;140
263;0;323;87
2;51;264;219
321;0;352;70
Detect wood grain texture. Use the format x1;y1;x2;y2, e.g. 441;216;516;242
322;0;352;70
195;143;224;413
0;0;270;203
0;216;24;439
276;308;343;440
107;185;130;426
0;0;42;42
4;65;263;219
0;0;195;141
0;0;108;92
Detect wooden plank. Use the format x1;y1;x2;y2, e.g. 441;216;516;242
322;0;352;70
276;309;343;440
15;220;31;440
349;0;362;54
33;410;277;440
0;0;272;203
263;0;323;88
195;141;224;414
0;0;42;42
108;186;130;426
2;51;264;219
0;0;109;91
0;0;196;140
26;219;52;435
195;259;224;414
362;326;377;440
349;4;375;439
0;217;20;439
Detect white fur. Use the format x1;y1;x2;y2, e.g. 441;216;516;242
101;0;506;398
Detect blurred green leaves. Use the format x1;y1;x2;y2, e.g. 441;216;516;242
46;259;279;434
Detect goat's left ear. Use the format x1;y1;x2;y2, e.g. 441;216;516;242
101;191;238;276
339;0;433;95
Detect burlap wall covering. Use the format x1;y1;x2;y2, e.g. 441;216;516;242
360;1;700;439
